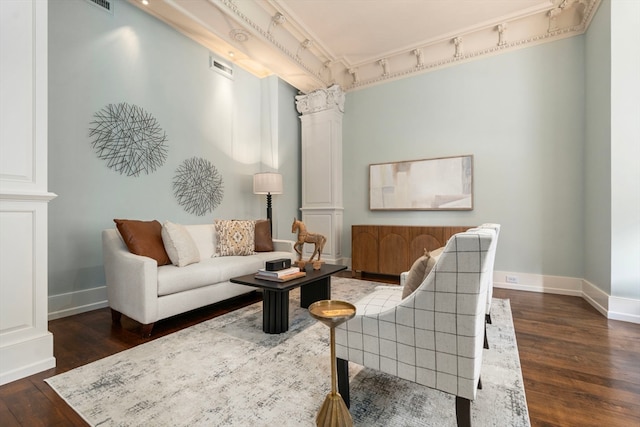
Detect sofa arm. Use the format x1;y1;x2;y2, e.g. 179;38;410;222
102;230;159;325
272;239;297;258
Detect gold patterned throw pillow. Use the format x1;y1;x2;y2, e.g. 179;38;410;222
214;219;256;256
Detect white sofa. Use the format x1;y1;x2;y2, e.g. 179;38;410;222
102;223;297;336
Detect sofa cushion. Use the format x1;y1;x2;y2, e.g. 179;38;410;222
214;219;255;256
184;224;216;258
254;219;274;252
114;219;171;266
161;221;200;267
157;251;294;296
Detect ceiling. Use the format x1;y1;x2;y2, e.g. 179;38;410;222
128;0;601;93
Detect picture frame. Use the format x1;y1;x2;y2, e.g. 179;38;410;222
369;154;473;211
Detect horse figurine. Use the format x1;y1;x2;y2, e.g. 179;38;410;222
291;218;326;263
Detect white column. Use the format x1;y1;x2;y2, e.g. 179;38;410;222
295;85;345;265
0;0;56;385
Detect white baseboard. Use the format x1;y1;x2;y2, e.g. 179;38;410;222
47;273;639;325
608;294;640;324
0;332;55;386
581;279;609;317
494;270;583;296
48;286;108;320
495;271;639;324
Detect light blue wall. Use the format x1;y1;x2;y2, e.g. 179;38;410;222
275;78;303;238
343;37;586;277
584;0;612;294
48;0;300;296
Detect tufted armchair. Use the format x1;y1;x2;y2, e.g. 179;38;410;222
336;228;497;427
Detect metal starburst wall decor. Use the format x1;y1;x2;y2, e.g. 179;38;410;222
173;157;224;216
89;103;168;177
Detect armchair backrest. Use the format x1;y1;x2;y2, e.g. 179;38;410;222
475;223;501;316
397;228;496;400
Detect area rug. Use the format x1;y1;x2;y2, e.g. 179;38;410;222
45;278;530;426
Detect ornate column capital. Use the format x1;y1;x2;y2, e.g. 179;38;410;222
295;84;345;115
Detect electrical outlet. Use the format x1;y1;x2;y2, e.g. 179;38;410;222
505;275;519;284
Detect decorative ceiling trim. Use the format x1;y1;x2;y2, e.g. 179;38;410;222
215;0;331;89
130;0;602;94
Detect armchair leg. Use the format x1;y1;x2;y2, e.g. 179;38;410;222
455;397;472;427
337;357;350;408
484;322;489;349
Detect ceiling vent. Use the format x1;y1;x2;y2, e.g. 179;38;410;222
85;0;113;14
209;55;234;80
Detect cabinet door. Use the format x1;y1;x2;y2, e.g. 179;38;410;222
408;226;472;264
378;226;410;275
351;226;378;273
408;227;443;264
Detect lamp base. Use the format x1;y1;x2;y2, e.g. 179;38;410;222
266;193;273;236
316;392;353;427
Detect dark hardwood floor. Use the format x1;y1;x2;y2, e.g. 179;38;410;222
1;274;638;426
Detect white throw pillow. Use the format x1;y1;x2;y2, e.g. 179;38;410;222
161;221;201;267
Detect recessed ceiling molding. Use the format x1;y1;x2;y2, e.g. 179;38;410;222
497;24;508;46
348;68;359;85
270;12;286;29
453;37;464;58
229;28;250;42
128;0;602;94
412;49;424;69
378;59;389;77
214;0;331;90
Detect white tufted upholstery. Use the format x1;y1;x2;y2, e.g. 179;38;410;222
336;227;498;426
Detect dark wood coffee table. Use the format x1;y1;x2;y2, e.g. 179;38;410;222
230;263;347;334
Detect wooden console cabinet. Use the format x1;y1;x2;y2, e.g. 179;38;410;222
351;225;472;277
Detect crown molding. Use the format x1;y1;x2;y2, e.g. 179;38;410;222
129;0;601;94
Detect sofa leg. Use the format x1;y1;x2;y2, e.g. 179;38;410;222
111;309;122;325
337;357;350;408
140;323;154;338
455;397;472;427
477;376;483;390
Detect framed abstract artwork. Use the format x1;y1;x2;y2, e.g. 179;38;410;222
369;154;473;210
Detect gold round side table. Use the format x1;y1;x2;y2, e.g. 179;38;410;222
308;300;356;427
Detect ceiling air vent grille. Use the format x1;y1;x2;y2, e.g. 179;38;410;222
210;55;234;80
85;0;113;14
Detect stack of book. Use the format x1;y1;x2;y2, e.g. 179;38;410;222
255;266;306;282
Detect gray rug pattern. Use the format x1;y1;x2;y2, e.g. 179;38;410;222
45;278;530;426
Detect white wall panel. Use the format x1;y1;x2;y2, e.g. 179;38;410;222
0;0;55;385
0;211;34;334
0;1;34;184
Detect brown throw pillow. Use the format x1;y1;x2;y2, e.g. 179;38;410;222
402;249;437;299
114;219;171;266
254;219;274;252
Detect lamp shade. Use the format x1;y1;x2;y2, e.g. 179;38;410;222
253;172;283;195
